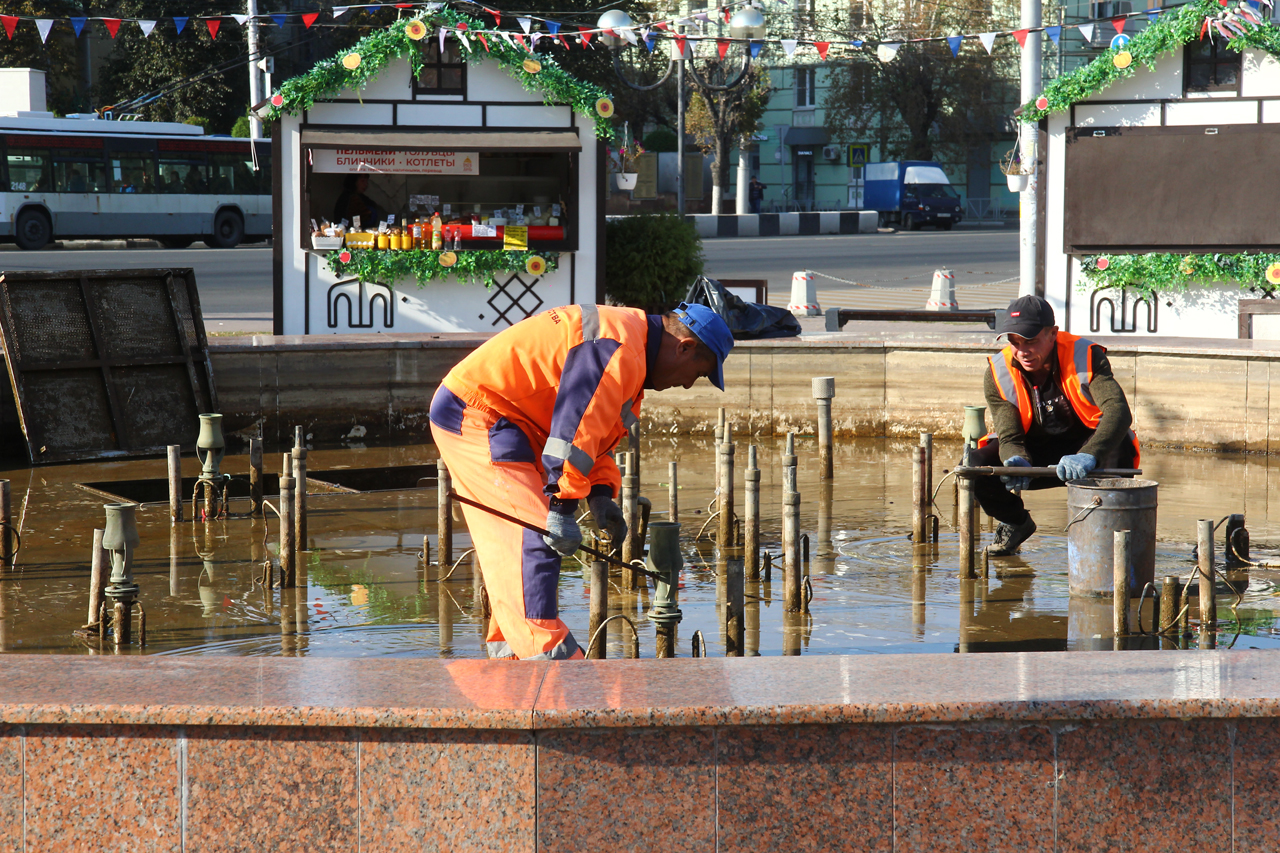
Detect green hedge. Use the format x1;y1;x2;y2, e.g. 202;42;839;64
604;213;704;313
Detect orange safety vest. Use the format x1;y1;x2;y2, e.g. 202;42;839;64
986;331;1139;464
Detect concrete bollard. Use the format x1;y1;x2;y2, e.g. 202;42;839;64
925;269;958;311
437;459;453;568
279;475;296;588
167;446;183;523
249;438;264;517
812;377;835;480
745;445;760;582
1113;529;1130;645
788;270;820;316
1198;519;1216;648
292;445;307;550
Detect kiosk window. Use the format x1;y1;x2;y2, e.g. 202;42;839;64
414;40;466;95
1184;38;1241;94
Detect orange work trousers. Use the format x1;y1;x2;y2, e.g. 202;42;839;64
429;386;584;660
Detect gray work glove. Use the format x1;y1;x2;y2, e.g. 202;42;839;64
1000;455;1032;492
543;503;582;556
588;493;628;546
1056;452;1096;482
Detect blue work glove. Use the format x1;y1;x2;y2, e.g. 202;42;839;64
1000;456;1032;492
543;503;582;556
1056;453;1096;481
588;494;628;546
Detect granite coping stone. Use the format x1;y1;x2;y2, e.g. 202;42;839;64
1;650;1279;730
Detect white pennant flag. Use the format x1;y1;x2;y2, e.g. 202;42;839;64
1078;23;1094;42
231;14;247;25
456;30;473;52
669;38;686;60
500;31;518;49
620;26;638;45
531;32;543;48
517;16;533;33
332;6;349;18
978;31;998;53
876;42;900;62
138;19;156;36
36;18;54;42
780;38;798;55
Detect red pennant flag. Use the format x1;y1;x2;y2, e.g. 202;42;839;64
557;33;570;49
723;7;731;22
456;22;467;31
487;7;500;25
814;41;830;59
717;37;730;59
1111;15;1126;33
654;21;670;31
514;33;529;51
476;32;489;50
601;28;616;38
206;19;221;39
103;18;122;37
0;15;17;39
1199;17;1209;38
301;12;319;28
578;27;592;45
675;34;687;55
1012;28;1029;47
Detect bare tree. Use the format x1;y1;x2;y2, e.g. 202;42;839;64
684;64;771;214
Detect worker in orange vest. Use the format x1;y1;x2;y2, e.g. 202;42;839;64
428;303;734;659
975;295;1139;556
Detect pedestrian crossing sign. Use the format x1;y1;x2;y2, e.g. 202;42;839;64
847;144;869;167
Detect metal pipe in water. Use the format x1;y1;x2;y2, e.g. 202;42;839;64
920;432;935;541
87;528;106;627
958;475;976;579
647;521;683;658
669;461;679;524
1197;519;1216;649
249;438;264;518
1160;575;1180;646
589;541;609;659
719;423;735;553
1113;529;1130;646
912;445;926;545
437;459;453;567
621;452;639;589
167;446;183;523
292;445;308;550
783;442;802;613
279;475;296;588
745;445;760;582
628;420;641;486
812;376;835;480
723;429;744;656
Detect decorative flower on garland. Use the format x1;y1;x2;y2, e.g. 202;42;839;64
342;52;362;70
327;248;560;288
1268;262;1280;286
526;255;547;276
405;20;427;40
595;97;615;118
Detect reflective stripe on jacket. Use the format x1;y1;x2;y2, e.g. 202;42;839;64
986;331;1140;464
441;304;646;500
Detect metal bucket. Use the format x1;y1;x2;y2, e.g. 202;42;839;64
1066;478;1158;597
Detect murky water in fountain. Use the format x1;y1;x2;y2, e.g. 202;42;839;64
5;437;1280;658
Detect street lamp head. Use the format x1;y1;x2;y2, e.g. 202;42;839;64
729;6;766;41
597;9;633;49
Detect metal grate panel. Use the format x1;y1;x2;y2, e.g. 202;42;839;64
0;268;217;463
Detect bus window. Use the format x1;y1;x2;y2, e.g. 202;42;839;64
5;148;50;192
159;158;207;194
256;144;272;195
110;151;157;193
53;153;106;193
209;151;256;194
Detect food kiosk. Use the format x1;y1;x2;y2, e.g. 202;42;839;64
263;11;614;334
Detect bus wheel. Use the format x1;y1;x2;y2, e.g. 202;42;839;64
14;208;51;251
161;237;194;249
209;210;244;249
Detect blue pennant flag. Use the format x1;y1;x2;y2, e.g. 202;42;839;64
750;40;762;57
643;32;656;51
1045;24;1061;45
1146;9;1160;21
271;14;289;27
546;20;561;35
172;16;187;33
946;35;962;55
849;39;863;47
70;17;87;36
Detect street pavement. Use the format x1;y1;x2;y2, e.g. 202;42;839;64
0;226;1018;332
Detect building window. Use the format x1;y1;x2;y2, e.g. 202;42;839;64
849;0;868;28
796;68;816;109
1184;37;1241;94
413;39;466;96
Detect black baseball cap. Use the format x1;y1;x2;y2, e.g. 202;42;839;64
997;295;1055;340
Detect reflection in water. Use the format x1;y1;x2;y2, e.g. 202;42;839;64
3;438;1280;657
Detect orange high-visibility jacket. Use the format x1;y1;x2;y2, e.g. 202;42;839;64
987;331;1140;464
441;304;647;500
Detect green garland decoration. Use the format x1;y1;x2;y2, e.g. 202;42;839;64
1079;252;1280;297
1021;0;1280;122
264;9;615;139
326;248;560;288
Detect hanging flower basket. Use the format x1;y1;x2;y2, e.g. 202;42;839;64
1006;173;1030;193
615;172;639;191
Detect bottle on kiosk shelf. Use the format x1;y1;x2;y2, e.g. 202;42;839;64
431;210;444;251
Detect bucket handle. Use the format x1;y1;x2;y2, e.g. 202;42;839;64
1064;496;1103;531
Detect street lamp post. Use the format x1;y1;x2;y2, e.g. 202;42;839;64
601;7;765;217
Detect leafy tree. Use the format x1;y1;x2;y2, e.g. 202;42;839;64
0;1;89;115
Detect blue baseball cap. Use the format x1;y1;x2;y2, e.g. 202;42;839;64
672;301;734;391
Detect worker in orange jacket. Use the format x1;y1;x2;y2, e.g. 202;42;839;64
428;302;734;659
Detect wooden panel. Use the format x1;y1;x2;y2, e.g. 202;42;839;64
1063;124;1280;252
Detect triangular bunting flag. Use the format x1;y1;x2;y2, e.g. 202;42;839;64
978;31;997;53
749;40;762;57
301;12;319;28
558;33;571;49
621;26;638;45
546;20;560;35
579;27;592;46
1;16;17;39
456;31;473;52
1045;25;1061;45
1078;23;1094;42
439;27;446;53
723;6;732;22
675;34;688;56
717;37;730;59
487;8;500;26
531;32;544;48
814;41;830;59
694;11;709;22
71;17;87;36
476;32;489;50
876;42;900;62
514;33;529;51
332;7;349;19
231;14;247;25
103;18;121;37
270;14;287;27
206;19;221;39
172;16;187;34
518;16;532;33
780;38;797;55
849;39;863;47
36;19;53;42
654;21;670;31
946;34;963;55
643;28;655;51
139;20;156;37
1012;28;1029;47
1147;9;1160;22
1112;15;1126;33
